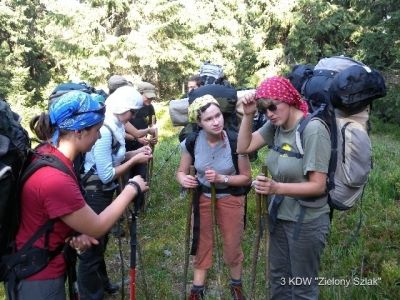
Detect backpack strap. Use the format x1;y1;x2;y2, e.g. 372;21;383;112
102;123;121;155
185;129;240;175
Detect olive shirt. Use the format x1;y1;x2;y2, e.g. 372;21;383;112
258;118;331;222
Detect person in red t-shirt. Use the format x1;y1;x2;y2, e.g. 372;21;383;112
10;91;148;300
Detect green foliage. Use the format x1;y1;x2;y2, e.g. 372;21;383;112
372;77;400;125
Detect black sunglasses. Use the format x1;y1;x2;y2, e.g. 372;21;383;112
74;105;106;116
258;102;279;113
130;109;137;115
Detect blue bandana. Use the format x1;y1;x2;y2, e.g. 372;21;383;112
49;91;105;145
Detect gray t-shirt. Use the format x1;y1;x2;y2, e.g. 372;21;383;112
180;130;236;198
258;118;331;222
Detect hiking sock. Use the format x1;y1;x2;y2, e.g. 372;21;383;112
191;284;205;292
230;278;242;286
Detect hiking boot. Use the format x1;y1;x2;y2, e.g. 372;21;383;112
230;283;246;300
104;282;120;295
188;289;205;300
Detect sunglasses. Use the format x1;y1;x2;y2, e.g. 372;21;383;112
74;105;106;116
130;109;137;115
258;102;281;113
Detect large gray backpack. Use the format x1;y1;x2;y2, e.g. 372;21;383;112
269;106;372;211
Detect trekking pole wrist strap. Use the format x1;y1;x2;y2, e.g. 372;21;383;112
128;180;142;198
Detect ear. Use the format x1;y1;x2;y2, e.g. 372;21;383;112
75;129;82;139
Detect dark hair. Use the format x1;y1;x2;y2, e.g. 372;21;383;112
30;112;54;142
188;75;203;87
29;113;80;143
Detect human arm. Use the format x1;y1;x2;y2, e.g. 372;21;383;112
113;151;152;179
125;122;156;138
125;146;152;160
253;171;327;197
176;151;198;189
237;91;267;154
68;234;99;252
61;175;148;238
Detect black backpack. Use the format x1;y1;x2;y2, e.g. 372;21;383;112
49;82;108;106
288;56;386;114
179;84;239;142
0;99;31;256
0;99;77;284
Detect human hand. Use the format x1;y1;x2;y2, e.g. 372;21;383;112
205;168;221;183
69;234;99;253
181;174;198;189
137;136;149;145
129;175;149;193
132;152;152;164
137;145;152;155
148;126;157;136
253;175;279;195
242;91;257;116
149;136;158;145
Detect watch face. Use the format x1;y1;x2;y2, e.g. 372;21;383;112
224;176;228;183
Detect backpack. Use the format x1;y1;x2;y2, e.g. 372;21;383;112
0;99;77;283
49;82;108;106
0;153;75;280
285;56;387;211
175;84;239;142
289;56;386;114
270;106;372;211
0;99;31;256
199;62;224;85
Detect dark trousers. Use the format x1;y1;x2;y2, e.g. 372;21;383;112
78;189;114;300
269;213;330;300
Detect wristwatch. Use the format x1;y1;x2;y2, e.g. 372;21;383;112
223;175;229;184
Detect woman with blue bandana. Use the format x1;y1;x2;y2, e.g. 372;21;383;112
12;91;148;300
78;85;153;300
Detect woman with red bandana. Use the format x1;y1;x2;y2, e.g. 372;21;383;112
237;76;331;300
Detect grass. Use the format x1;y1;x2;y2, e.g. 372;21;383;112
1;104;400;299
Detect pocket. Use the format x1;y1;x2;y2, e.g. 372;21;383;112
11;247;50;280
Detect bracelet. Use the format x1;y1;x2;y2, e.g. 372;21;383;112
128;180;142;197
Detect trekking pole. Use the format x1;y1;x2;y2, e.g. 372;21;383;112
249;165;268;299
136;223;150;300
210;183;223;300
143;115;155;211
116;177;127;300
181;166;195;300
261;166;270;299
250;182;262;298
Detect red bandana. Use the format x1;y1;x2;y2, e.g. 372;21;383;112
255;76;309;117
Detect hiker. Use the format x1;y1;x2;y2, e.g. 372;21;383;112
237;76;331;300
187;74;202;94
107;74;133;95
125;82;158;178
107;75;157;146
176;95;251;300
9;91;147;300
77;85;152;300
